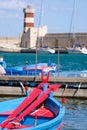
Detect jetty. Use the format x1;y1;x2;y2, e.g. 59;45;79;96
0;75;87;99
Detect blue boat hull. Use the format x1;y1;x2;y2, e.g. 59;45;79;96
0;59;58;77
5;63;58;77
0;97;65;130
0;78;65;130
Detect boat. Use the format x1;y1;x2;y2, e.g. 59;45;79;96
0;56;6;75
5;60;58;76
5;62;57;76
6;63;57;76
0;56;6;68
36;1;55;54
67;0;87;54
23;62;57;76
0;57;58;76
38;46;55;54
0;73;65;130
67;43;87;54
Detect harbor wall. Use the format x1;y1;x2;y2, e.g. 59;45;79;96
0;37;21;49
0;32;87;51
42;33;87;49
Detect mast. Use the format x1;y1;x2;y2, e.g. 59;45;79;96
69;0;76;45
58;40;60;77
39;0;44;48
72;0;76;43
35;0;44;77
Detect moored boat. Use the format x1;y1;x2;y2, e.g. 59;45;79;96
0;57;58;76
67;0;87;55
5;62;57;76
0;56;6;75
67;44;87;54
0;73;65;130
38;46;55;54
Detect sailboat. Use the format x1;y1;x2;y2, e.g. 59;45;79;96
67;0;87;54
37;0;55;54
67;43;87;54
38;46;55;54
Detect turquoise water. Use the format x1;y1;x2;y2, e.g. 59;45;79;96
0;52;87;129
1;52;87;71
1;52;87;77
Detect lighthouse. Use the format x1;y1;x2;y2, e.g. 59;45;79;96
21;5;47;49
23;5;35;33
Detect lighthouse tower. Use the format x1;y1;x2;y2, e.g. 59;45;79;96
23;5;35;33
21;5;47;49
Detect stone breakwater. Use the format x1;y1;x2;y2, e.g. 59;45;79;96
1;32;87;53
0;37;68;53
0;37;21;52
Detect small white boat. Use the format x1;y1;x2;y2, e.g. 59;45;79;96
81;47;87;54
38;46;55;54
0;56;6;75
67;0;87;55
67;44;87;54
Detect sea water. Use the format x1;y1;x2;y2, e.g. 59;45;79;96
0;52;87;129
1;52;87;77
0;52;85;68
61;99;87;130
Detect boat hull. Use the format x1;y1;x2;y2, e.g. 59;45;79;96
38;47;55;54
67;45;87;54
5;63;58;77
0;97;65;130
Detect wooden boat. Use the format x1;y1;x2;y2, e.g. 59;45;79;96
0;73;65;130
0;57;57;76
5;62;57;77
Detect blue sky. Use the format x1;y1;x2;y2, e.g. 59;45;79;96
0;0;87;37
